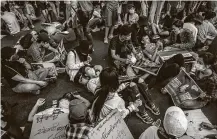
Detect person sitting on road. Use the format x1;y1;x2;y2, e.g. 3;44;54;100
1;47;49;95
27;32;59;63
66;40;103;94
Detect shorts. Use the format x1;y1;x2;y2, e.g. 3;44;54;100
105;7;118;27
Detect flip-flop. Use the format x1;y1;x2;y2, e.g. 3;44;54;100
136;112;153;124
145;103;160;115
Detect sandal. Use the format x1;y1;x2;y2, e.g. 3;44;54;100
136;112;153;124
145;103;160;115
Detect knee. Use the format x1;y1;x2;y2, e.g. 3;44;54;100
130;82;137;87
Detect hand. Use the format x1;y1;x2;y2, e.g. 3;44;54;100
35;98;45;107
200;122;215;130
87;56;92;63
84;61;90;65
36;81;48;87
18;58;26;63
133;99;142;108
125;59;131;64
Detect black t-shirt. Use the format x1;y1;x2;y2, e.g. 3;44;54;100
2;61;27;88
109;35;133;59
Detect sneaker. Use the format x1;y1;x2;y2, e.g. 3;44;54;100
92;27;100;32
145;103;160;115
152;119;161;127
136;112;153;124
104;38;108;44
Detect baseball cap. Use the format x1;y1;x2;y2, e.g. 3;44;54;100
69;99;88;120
163;106;188;137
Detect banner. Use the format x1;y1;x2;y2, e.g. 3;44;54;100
162;68;203;107
30;108;69;139
88;110;134;139
184;109;217;139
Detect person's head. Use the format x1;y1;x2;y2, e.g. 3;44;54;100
204;11;216;21
1;47;19;61
78;40;93;56
128;4;135;14
163;106;188;138
170;7;178;18
200;52;216;65
141;35;150;45
172;20;184;33
68;99;88;123
193;14;203;26
100;68;119;92
30;30;38;42
119;25;132;41
58;98;70;109
37;32;50;47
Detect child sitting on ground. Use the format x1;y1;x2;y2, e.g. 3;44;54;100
141;34;163;63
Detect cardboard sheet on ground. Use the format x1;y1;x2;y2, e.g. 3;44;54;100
88;110;134;139
158;50;196;63
30;108;69;139
184;109;217;138
163;68;203;107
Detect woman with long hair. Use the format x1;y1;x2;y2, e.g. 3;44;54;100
91;67;142;122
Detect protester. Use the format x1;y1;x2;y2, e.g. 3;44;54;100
139;106;188;139
1;47;49;94
124;4;139;25
27;32;59;63
65;99;93;139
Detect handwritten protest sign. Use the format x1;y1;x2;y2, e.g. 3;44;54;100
30;108;69;139
162;68;203;107
88;110;134;139
184;109;217;139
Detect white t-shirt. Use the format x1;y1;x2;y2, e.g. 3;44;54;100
139;126;160;139
1;12;20;35
183;23;198;42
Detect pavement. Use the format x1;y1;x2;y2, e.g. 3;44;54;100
1;20;217;139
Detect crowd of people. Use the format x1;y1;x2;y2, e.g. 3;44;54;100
1;1;217;139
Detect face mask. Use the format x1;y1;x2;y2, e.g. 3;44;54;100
129;9;135;14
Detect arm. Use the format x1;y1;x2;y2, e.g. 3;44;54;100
111;49;127;63
74;95;91;107
28;98;45;121
124;14;127;24
18;58;32;70
143;49;157;61
66;51;85;70
12;74;42;85
208;22;217;37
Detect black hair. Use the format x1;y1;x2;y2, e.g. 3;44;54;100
93;68;119;121
20;33;33;49
119;24;132;36
184;13;196;23
173;20;184;28
204;11;216;20
200;52;215;65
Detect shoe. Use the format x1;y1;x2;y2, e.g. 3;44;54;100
92;27;100;32
108;34;113;39
152;119;161;127
145;103;160;115
104;38;108;44
136;112;153;124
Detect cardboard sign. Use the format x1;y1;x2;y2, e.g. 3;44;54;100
162;68;203;107
184;109;217;139
30;108;69;139
88;110;134;139
158;50;196;63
